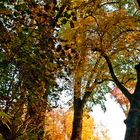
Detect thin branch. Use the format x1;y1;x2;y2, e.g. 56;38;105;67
122;77;136;85
99;2;119;8
95;78;113;84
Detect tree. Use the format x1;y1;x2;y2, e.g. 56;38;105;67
103;1;140;139
0;0;140;139
58;0;140;139
0;0;61;139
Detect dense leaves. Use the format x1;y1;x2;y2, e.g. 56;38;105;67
57;0;140;139
0;0;59;139
0;0;140;140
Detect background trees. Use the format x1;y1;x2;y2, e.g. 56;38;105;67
44;109;110;140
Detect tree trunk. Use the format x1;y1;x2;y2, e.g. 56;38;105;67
71;98;84;140
124;63;140;140
124;106;140;140
0;120;16;140
125;129;140;140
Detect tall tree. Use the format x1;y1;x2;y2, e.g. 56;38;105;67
0;0;61;139
57;1;111;139
103;0;140;139
58;0;140;139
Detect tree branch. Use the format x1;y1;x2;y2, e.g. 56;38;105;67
99;2;119;8
102;53;132;101
91;48;132;101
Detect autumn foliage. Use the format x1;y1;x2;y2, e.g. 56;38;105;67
0;0;140;140
111;81;135;116
43;109;109;140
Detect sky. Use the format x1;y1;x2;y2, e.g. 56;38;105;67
92;95;126;140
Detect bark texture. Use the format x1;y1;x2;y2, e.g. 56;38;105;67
124;109;140;140
71;98;84;140
124;63;140;140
